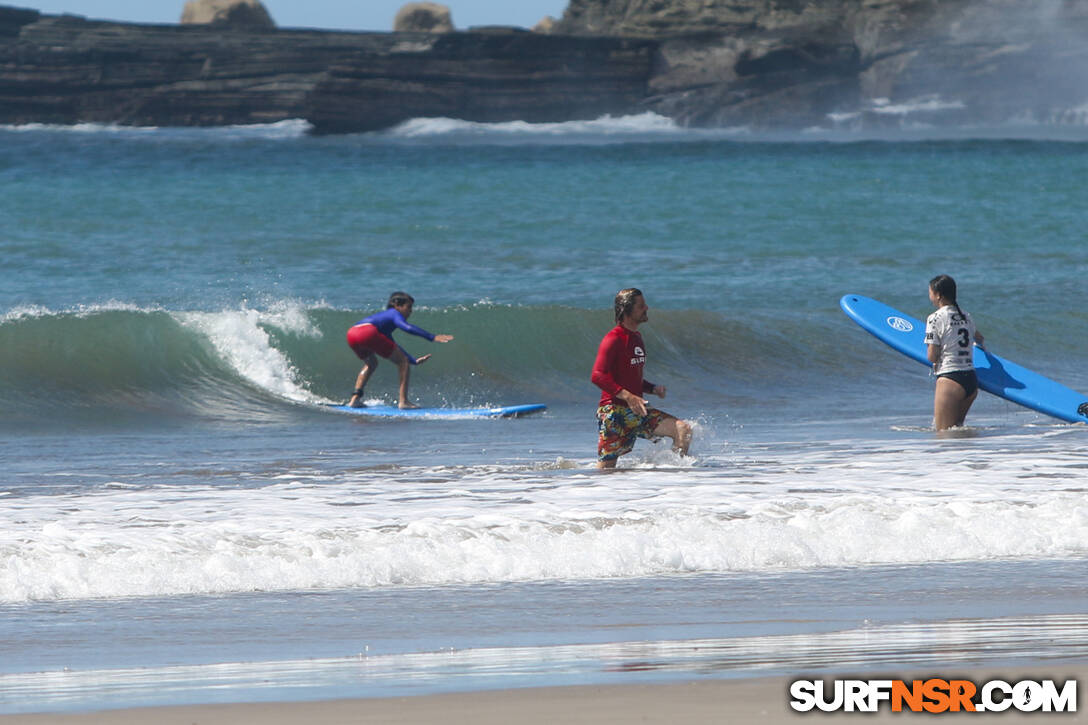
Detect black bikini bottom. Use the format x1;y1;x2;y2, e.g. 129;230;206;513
937;369;978;397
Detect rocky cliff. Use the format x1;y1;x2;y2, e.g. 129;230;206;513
0;6;653;133
308;31;655;134
2;1;1087;133
556;0;1088;130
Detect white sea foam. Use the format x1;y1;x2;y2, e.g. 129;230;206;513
0;122;163;134
388;113;682;138
382;113;755;143
0;119;312;139
1050;101;1088;126
3;434;1086;603
174;302;322;404
822;94;1088;138
828;96;967;125
0;304;54;322
869;96;967;116
0;300;154;323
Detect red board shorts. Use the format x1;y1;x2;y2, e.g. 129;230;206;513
346;323;395;360
597;403;670;462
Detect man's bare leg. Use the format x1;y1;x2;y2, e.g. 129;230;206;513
654;416;692;456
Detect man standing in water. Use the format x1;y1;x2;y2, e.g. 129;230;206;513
591;288;692;468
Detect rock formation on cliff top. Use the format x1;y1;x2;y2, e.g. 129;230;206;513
393;3;454;33
181;0;275;29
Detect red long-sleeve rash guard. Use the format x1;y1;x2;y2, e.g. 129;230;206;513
591;325;657;407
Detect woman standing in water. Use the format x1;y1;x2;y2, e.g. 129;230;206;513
925;274;985;430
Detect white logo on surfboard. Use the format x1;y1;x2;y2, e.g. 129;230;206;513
886;316;913;332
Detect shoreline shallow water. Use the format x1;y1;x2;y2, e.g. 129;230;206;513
4;560;1087;714
6;666;1086;724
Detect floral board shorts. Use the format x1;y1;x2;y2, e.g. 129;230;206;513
597;403;670;462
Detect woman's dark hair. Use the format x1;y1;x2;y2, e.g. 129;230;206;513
929;274;965;319
386;291;415;309
614;287;643;323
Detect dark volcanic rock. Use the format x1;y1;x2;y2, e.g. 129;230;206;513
0;7;654;132
307;32;655;134
0;4;36;36
558;0;1088;130
0;13;351;127
2;1;1088;133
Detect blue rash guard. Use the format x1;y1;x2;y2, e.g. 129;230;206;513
354;308;435;364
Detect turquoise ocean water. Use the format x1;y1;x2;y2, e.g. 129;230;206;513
1;115;1087;713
